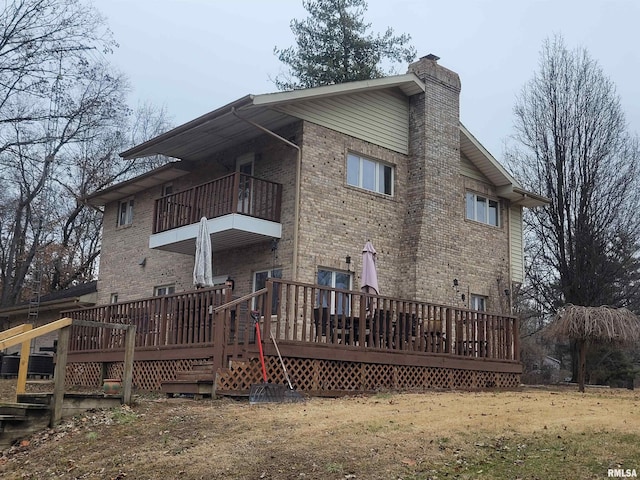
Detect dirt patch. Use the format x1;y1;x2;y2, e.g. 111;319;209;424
1;381;639;479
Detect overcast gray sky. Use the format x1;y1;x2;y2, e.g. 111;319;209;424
93;0;640;161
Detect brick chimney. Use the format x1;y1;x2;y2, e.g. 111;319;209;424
407;53;461;92
401;53;462;303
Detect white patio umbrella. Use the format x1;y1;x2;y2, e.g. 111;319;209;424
361;241;379;295
193;217;214;288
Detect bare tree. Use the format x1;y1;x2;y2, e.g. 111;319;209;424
0;1;174;307
48;101;173;291
508;35;640;382
509;35;640;312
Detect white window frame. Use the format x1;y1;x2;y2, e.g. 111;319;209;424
470;294;487;312
253;268;282;313
316;268;353;315
466;192;500;226
236;153;255;213
347;153;394;196
154;284;176;296
117;198;134;227
110;293;119;304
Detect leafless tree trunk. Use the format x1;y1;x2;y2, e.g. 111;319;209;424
509;35;640;311
0;1;172;307
508;35;640;382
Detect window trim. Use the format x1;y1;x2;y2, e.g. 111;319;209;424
154;284;176;296
346;152;394;196
465;191;500;227
470;294;487;312
316;268;353;315
253;268;283;313
117;198;134;227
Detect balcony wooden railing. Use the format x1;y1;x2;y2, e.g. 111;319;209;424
153;172;282;233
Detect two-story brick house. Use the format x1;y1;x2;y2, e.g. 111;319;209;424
74;55;547;394
90;55;544;312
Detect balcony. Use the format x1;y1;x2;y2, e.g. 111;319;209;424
150;172;282;254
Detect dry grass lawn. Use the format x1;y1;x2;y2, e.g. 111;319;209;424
0;380;639;479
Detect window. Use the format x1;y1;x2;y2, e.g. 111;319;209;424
237;153;255;213
347;153;393;195
117;198;134;227
253;268;282;314
317;269;353;314
470;294;486;312
466;192;499;226
161;183;173;197
110;293;119;304
154;284;176;296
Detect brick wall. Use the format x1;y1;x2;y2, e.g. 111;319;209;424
97;60;512;313
96;123;301;304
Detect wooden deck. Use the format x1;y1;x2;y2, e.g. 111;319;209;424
62;280;521;394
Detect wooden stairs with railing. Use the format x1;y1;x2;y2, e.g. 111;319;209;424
161;361;217;399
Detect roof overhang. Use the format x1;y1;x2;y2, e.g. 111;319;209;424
85;162;192;207
119;74;425;163
460;123;549;208
0;294;97;318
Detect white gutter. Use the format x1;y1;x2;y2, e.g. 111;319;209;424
231;108;301;282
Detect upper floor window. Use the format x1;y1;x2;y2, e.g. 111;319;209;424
347;153;393;196
154;284;175;296
110;293;119;304
466;192;499;226
118;198;134;227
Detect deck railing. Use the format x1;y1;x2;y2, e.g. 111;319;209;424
62;286;230;354
212;278;520;369
153;172;282;233
63;280;519;371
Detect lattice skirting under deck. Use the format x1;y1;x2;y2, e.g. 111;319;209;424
215;356;520;395
66;356;519;394
65;359;209;391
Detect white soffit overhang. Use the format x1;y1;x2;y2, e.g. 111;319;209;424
85;162;191;206
460;124;549;207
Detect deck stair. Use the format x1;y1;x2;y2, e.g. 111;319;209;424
0;393;123;449
161;361;216;398
0;402;50;449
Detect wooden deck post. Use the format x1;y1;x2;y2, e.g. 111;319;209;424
264;280;273;339
358;294;366;347
51;326;70;427
445;308;452;354
15;324;33;397
513;317;520;362
211;310;225;376
122;325;136;405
